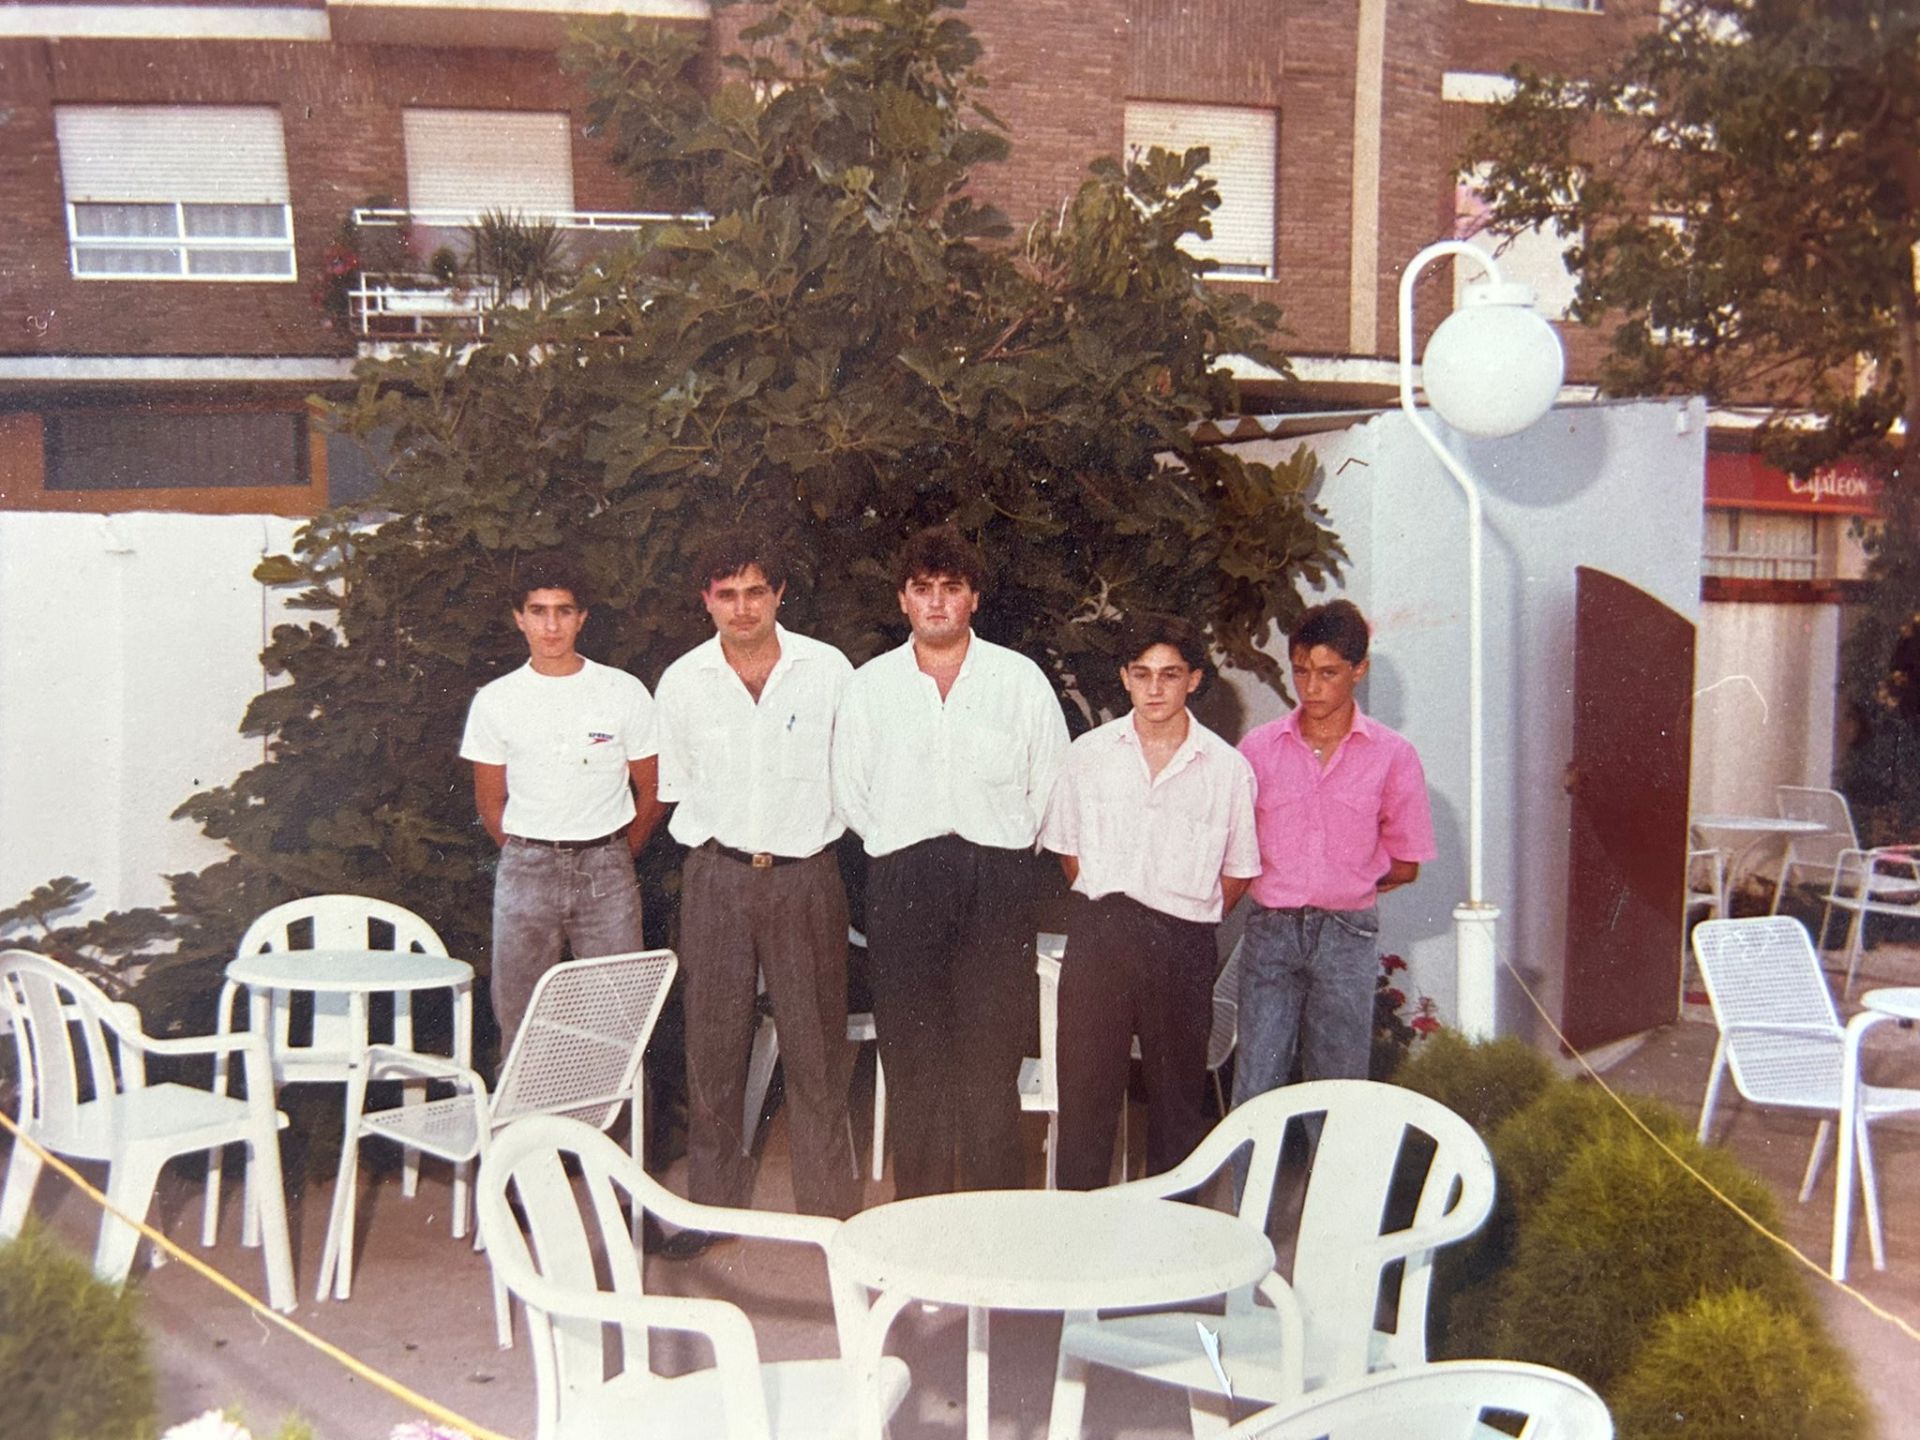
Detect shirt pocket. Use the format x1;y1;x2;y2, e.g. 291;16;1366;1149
777;718;832;781
1158;815;1221;902
962;724;1022;788
569;716;632;779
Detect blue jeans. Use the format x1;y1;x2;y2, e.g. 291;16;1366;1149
490;837;645;1046
1231;903;1379;1108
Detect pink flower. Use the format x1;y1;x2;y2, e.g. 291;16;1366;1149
1381;953;1407;973
1382;987;1406;1010
1411;1014;1441;1037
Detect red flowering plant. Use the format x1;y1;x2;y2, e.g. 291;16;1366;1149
1370;951;1439;1079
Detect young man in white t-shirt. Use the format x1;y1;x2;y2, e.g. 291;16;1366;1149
460;555;666;1046
1039;613;1259;1188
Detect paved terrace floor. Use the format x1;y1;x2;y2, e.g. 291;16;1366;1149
17;943;1920;1439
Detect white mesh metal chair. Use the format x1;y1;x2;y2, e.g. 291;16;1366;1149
0;950;295;1310
1770;785;1856;919
317;948;677;1344
1692;917;1920;1261
1017;933;1068;1189
206;894;452;1247
1825;845;1920;996
1048;1080;1496;1439
1222;1360;1612;1440
478;1113;910;1440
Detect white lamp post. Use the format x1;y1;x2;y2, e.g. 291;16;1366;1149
1397;240;1565;1041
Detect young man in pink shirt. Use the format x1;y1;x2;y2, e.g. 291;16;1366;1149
1233;599;1436;1104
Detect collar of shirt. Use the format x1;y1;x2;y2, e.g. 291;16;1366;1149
1278;702;1380;765
896;629;980;694
1113;710;1207;787
688;622;808;692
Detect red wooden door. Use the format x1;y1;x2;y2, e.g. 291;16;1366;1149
1561;567;1695;1050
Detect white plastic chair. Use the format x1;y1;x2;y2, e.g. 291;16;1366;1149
741;929;885;1182
1018;933;1068;1189
1222;1360;1612;1440
1770;784;1855;919
477;1113;911;1440
0;950;296;1311
206;894;452;1247
1825;845;1920;996
1692;917;1920;1260
1048;1080;1496;1439
318;949;677;1345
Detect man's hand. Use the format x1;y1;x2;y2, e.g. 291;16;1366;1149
1377;858;1420;894
628;756;667;856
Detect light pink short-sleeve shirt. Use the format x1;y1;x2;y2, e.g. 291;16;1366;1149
1238;705;1436;911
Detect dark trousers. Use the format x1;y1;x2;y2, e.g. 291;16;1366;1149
866;836;1039;1198
1056;892;1216;1191
680;846;859;1218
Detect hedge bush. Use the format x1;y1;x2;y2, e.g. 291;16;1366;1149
1391;1031;1555;1136
0;1222;156;1440
1611;1287;1869;1440
1487;1121;1812;1390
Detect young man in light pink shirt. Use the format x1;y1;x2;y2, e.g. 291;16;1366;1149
1233;599;1436;1104
1041;614;1260;1187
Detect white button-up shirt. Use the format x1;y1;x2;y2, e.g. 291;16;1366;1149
1040;711;1261;924
833;632;1070;858
654;624;852;859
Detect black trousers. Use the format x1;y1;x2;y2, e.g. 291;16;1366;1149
866;836;1039;1198
1055;891;1216;1191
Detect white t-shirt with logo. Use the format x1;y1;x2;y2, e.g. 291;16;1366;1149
459;658;657;842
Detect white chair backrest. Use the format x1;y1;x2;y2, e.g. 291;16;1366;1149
1187;1080;1495;1382
1207;941;1241;1073
478;1115;664;1439
1692;917;1845;1106
1692;916;1839;1036
0;950;142;1150
493;950;678;1131
235;895;449;1066
1775;785;1857;869
1225;1360;1612;1439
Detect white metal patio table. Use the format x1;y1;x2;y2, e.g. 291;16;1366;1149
1689;813;1829;909
828;1188;1284;1440
1833;985;1920;1281
214;949;474;1248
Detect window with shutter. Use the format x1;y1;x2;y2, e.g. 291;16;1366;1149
402;109;576;218
1123;102;1277;281
55;106;296;281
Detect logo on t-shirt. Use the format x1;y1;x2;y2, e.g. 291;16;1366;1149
587;731;615;745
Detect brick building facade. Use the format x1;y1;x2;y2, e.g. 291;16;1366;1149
0;0;1653;515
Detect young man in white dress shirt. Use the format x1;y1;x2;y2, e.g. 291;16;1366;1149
832;525;1071;1197
460;554;666;1049
654;535;860;1238
1039;614;1260;1188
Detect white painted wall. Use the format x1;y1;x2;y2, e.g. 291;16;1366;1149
1223;398;1706;1041
0;512;300;917
1690;600;1840;816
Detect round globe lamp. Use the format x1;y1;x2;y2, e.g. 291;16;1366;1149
1422;282;1566;439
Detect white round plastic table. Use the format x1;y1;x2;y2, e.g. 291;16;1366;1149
829;1188;1278;1440
1832;986;1920;1280
214;949;475;1249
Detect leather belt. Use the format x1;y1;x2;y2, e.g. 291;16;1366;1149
511;830;624;851
706;841;808;870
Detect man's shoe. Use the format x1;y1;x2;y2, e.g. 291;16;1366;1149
656;1227;729;1261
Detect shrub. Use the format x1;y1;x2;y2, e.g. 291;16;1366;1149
1612;1288;1871;1440
0;1222;157;1440
1391;1030;1555;1135
1489;1123;1812;1390
1437;1080;1694;1358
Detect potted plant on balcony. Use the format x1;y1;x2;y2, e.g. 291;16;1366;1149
466;209;571;306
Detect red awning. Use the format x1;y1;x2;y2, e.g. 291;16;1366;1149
1706;451;1883;516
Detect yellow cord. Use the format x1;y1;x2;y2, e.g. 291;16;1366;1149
1502;955;1920;1345
0;1108;515;1440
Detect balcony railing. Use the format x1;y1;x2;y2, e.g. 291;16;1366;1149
346;207;707;341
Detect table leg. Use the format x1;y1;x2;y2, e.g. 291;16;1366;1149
1833;1011;1882;1281
968;1305;990;1440
240;988;272;1250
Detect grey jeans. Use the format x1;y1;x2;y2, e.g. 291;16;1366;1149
490;836;645;1048
1230;902;1379;1108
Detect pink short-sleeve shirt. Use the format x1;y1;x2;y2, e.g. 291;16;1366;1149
1238;706;1436;911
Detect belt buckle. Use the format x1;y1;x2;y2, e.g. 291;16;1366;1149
751;852;774;869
